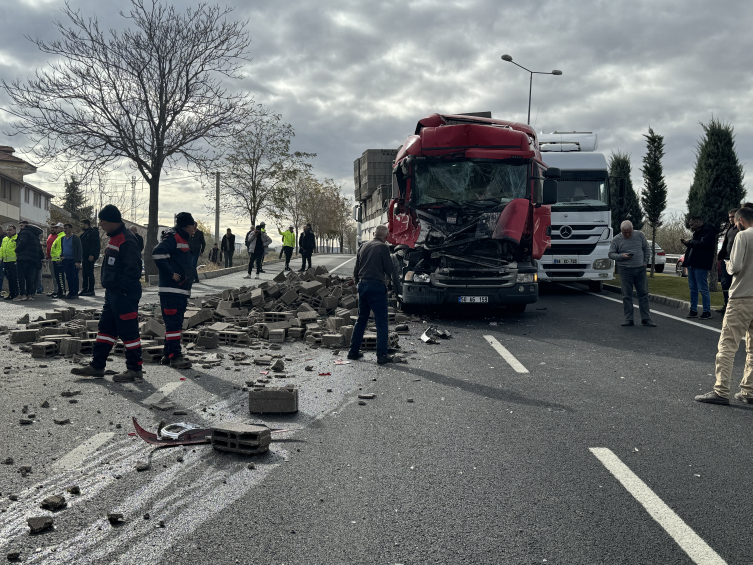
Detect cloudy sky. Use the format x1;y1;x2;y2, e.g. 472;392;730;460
1;0;752;237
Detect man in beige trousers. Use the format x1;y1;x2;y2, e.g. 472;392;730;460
695;206;753;405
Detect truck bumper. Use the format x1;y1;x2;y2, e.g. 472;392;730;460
401;282;538;305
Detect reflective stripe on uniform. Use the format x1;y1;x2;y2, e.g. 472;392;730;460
158;287;190;295
176;243;189;250
165;331;182;341
123;339;142;349
152;254;170;259
107;244;119;251
96;334;117;344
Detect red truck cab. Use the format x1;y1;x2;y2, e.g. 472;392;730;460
388;112;558;311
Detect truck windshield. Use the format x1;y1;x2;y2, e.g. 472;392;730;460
552;172;609;211
412;160;528;206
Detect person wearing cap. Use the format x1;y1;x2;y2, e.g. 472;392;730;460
71;205;144;382
151;212;196;369
49;222;67;298
0;225;18;300
277;225;296;272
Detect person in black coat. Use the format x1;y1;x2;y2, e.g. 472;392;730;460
80;219;101;296
130;226;144;252
716;208;739;313
680;216;718;319
14;221;44;300
221;228;235;267
298;223;316;272
188;228;206;283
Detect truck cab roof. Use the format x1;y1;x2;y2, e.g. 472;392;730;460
541;151;608;171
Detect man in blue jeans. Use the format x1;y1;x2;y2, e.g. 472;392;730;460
681;216;718;320
347;225;395;364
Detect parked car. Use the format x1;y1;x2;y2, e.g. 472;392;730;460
645;240;666;273
676;254;686;277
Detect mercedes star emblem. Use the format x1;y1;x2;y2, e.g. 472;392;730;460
559;225;573;239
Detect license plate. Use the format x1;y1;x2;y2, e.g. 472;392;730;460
458;296;488;303
553;258;578;264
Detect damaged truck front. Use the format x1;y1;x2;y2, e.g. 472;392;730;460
388;113;559;312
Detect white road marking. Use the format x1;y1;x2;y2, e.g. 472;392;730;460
330;256;356;273
590;448;727;565
578;287;722;334
53;433;115;470
483;335;529;373
142;381;183;406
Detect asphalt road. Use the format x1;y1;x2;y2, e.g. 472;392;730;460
0;256;749;565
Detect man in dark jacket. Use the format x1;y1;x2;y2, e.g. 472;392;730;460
152;212;196;369
0;224;5;294
14;221;44;301
71;205;143;382
716;209;739;314
79;219;100;296
347;225;394;364
681;216;718;320
221;228;235;267
298;223;316;272
188;227;206;283
59;223;83;299
130;226;144;252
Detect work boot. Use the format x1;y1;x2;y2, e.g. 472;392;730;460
346;352;364;360
734;392;753;404
169;356;193;369
699;312;712;320
694;391;729;405
641;319;657;327
70;364;105;378
113;369;144;383
621;320;634;326
687;310;698;318
377;355;394;365
160;356;170;366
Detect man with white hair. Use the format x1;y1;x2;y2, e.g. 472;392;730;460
347;225;395;364
608;220;656;327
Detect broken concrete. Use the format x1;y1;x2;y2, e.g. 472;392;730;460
27;516;53;534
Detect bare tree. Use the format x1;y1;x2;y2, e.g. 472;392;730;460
270;169;316;253
2;0;252;275
206;105;315;229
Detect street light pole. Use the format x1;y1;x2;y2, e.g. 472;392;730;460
501;54;562;125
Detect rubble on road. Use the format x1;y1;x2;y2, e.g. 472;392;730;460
5;267;421;366
40;494;67;511
27;516;53;533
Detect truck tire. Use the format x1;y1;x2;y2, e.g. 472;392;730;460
587;281;603;293
507;304;526;313
655;265;664;273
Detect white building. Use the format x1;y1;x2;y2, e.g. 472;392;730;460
20;181;54;228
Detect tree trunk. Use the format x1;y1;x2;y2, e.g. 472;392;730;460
144;175;161;277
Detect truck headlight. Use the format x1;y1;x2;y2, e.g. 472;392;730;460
405;271;430;283
592;259;613;270
516;273;537;283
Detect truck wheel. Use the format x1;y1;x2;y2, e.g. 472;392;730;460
655;265;664;274
507;304;526;313
587;281;603;293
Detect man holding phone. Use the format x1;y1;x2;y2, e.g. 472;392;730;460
608;220;655;327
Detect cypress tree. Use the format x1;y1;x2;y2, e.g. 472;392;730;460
685;118;746;290
640;127;667;278
62;174;92;224
608;151;643;235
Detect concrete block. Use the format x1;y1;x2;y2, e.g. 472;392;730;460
195;329;219;349
281;290;299;305
297;303;315;312
263;312;288;322
340;296;358;309
321;296;339;310
314;265;329;275
297;310;318;322
299;281;323;295
45;311;65;322
141;317;166;337
273;271;287;283
10;329;39;343
53;308;73;322
211;423;272;454
142;346;164;363
184;308;213;329
254;355;273;365
249;385;298;414
341;325;354;344
32;342;57;358
265;320;291;332
288;327;306;339
182;330;199;344
322;334;343;347
268;329;286;343
330;286;343;299
59;338;82;356
326;317;344;332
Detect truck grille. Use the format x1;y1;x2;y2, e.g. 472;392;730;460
544;243;598;255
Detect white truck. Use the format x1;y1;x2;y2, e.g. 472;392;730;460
537;132;614;292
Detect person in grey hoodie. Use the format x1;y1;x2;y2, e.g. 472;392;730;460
608;220;656;327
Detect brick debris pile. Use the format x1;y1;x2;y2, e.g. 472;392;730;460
7;266;412;362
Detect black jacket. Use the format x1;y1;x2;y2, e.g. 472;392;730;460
718;224;738;261
684;223;718;270
152;227;193;296
80;227;101;259
188;230;206;256
221;233;235;252
208;247;220;263
299;230;316;252
14;225;44;267
101;224;142;294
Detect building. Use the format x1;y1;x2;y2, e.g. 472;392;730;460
20;181;54;228
0;146;37;226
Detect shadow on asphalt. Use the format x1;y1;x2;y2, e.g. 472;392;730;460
389;364;573;412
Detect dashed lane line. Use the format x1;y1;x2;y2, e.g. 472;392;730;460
141;381;184;406
483;335;529;374
53;433;116;470
590;448;726;565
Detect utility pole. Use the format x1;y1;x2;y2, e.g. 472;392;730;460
215;172;220;245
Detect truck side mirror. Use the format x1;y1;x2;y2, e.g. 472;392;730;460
544;167;561;179
542;179;558;205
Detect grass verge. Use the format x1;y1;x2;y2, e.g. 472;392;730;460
612;272;724;309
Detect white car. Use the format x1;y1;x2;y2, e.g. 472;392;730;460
645;240;666;273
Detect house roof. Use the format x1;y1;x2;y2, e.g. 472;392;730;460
23;181;55;199
0;147;37;170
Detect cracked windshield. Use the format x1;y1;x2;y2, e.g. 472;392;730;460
413;160;528;206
